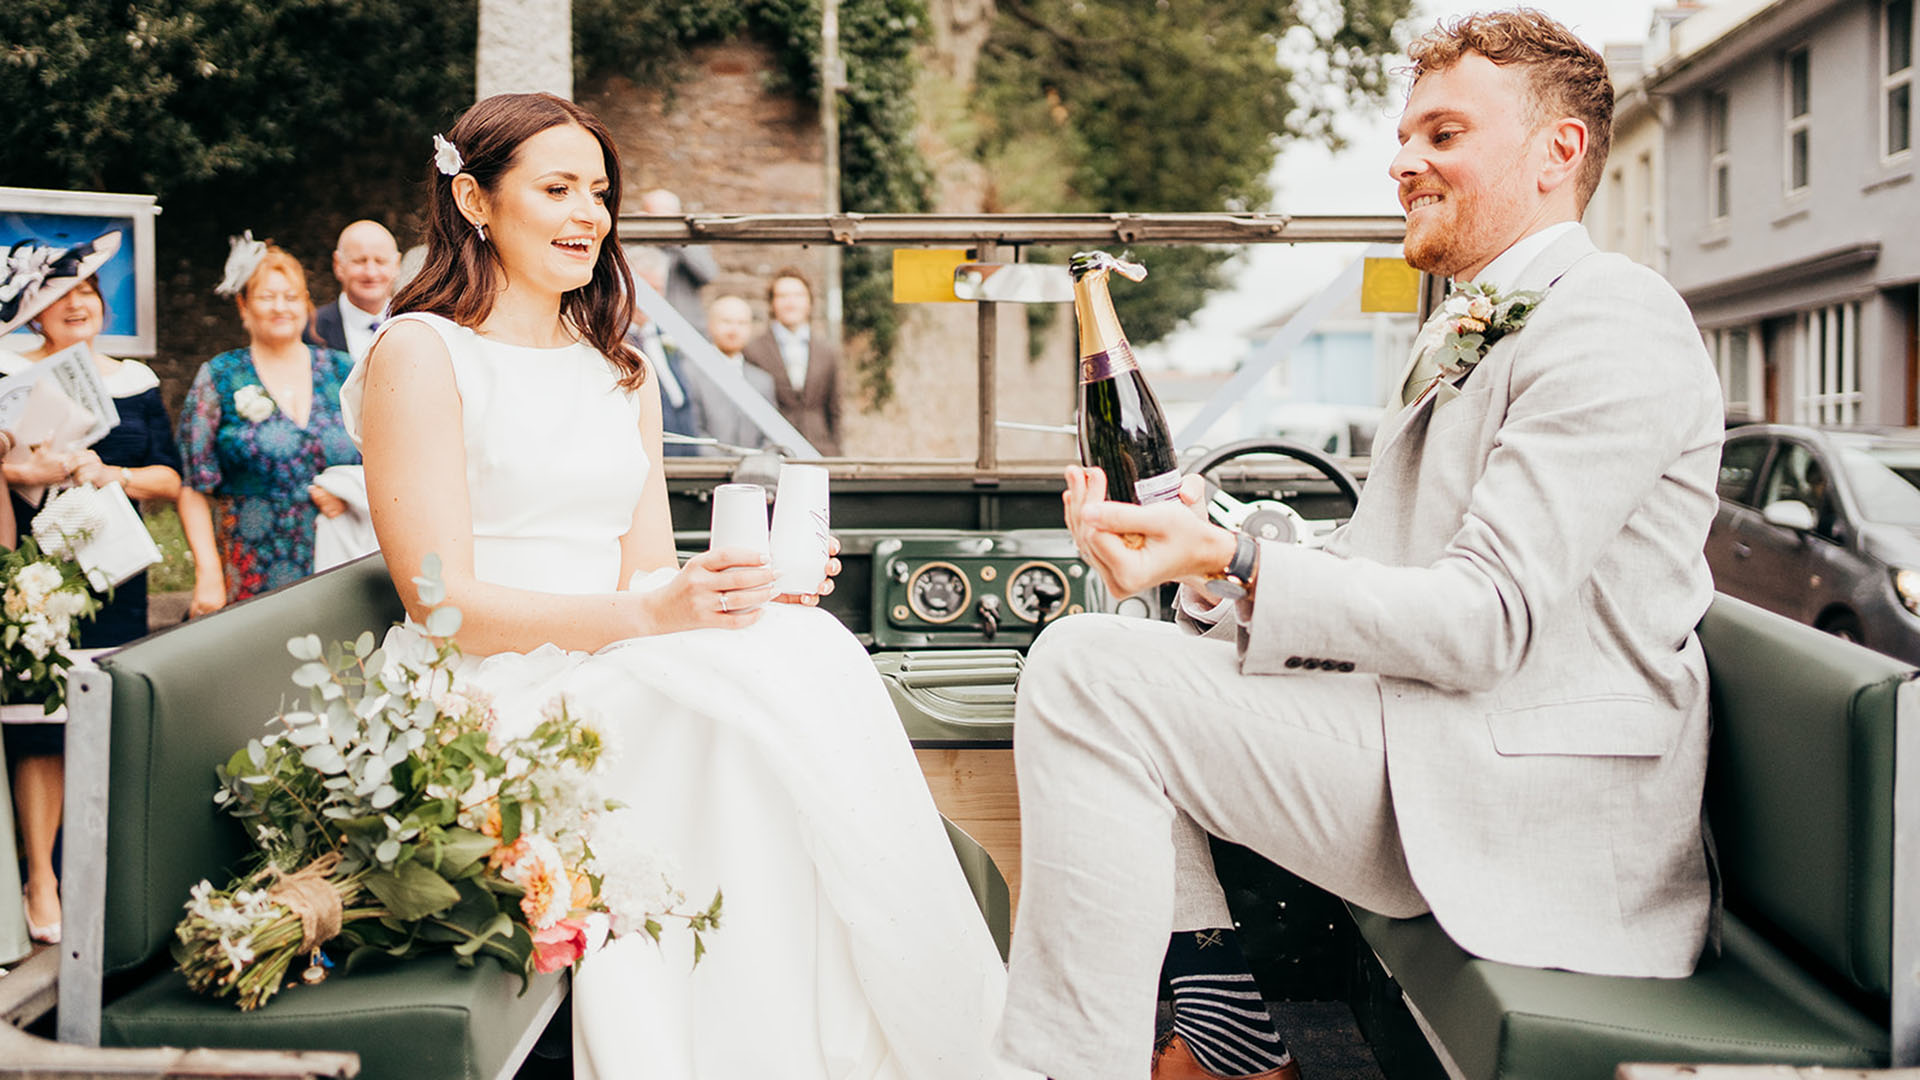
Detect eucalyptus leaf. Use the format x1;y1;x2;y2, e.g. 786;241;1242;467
375;838;402;865
301;744;347;774
424;605;462;639
354;631;376;659
291;662;332;688
287;634;323;662
371;784;401;810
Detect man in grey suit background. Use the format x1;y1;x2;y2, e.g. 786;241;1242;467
686;294;779;452
996;11;1724;1080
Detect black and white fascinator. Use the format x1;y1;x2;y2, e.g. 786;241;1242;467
215;230;269;298
0;229;124;338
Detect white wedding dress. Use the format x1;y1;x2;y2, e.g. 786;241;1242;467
342;313;1031;1080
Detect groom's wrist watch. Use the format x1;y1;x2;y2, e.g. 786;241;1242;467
1203;530;1259;600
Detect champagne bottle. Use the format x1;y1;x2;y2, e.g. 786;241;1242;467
1072;250;1181;506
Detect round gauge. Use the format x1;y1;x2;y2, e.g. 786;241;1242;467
907;562;971;624
1006;561;1071;624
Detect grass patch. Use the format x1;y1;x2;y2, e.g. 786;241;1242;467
144;503;195;593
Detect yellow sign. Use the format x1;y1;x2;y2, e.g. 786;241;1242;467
892;249;971;303
1360;257;1421;313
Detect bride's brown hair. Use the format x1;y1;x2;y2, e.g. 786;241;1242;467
392;93;645;388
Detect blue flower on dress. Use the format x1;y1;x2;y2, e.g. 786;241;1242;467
237;499;274;542
256;419;302;459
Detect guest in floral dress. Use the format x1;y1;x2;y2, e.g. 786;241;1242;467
178;244;360;616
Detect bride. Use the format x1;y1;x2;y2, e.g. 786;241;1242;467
342;92;1031;1079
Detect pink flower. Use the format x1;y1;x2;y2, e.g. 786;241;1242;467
531;918;589;973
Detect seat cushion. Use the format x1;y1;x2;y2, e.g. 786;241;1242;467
1353;909;1888;1080
101;957;563;1080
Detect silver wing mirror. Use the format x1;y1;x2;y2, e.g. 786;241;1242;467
952;263;1074;304
1761;499;1817;531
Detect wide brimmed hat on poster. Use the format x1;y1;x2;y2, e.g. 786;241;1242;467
0;229;123;338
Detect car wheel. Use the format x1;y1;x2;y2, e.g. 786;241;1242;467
1817;611;1864;644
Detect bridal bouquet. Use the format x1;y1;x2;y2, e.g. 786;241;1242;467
1;536;102;714
173;558;721;1010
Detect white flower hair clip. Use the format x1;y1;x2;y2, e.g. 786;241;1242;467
433;134;464;177
215;230;268;297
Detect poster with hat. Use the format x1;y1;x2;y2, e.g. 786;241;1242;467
0;187;161;357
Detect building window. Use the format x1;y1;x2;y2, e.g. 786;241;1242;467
1708;90;1731;220
1709;326;1762;421
1607;167;1627;252
1797;303;1862;425
1888;0;1914;157
1636;151;1656;263
1785;48;1811;194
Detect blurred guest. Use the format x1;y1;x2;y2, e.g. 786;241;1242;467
638;188;720;328
684;294;777;452
305;220;400;362
178;240;360;617
745;268;842;455
0;233;184;945
625;245;704;457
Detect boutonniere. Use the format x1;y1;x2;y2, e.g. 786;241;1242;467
233;384;277;423
1428;282;1545;377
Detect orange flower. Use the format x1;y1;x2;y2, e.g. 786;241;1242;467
570;870;594;909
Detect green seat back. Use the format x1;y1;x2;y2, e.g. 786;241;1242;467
98;556;405;975
1696;593;1911;999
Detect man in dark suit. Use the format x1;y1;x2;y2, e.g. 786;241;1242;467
743;268;842;456
305;220;399;361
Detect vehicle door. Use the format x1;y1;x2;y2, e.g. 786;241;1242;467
1705;434;1774;601
1736;438;1852;621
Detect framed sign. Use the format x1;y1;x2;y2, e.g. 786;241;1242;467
0;186;162;357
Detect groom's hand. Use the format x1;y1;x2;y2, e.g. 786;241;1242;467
1064;466;1236;599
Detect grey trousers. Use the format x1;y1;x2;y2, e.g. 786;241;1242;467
995;614;1429;1080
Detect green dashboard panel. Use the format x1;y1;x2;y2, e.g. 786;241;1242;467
868;532;1092;651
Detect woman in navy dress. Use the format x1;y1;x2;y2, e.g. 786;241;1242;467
176;246;360;616
0;272;183;945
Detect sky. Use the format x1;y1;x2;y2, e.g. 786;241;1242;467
1135;0;1665;372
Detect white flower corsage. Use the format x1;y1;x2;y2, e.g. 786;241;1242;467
433;134;464;177
233;384;277;423
1428;282;1545;377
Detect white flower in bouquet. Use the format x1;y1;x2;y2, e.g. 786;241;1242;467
14;561;61;603
592;809;686;937
19;620;60;661
232;384;277;423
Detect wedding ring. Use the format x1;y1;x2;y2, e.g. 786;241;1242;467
718;592;730;614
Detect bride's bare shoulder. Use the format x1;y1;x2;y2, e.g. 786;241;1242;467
364;317;455;382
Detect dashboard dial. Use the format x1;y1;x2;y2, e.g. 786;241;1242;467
907;562;971;624
1007;562;1070;624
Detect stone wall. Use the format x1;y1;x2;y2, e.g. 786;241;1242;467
579;27;1077;463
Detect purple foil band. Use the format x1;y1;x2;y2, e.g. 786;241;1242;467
1079;341;1139;383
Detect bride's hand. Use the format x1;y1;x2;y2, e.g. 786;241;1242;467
652;548;779;631
773;534;841;607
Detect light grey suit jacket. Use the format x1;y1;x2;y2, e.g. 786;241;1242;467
684;354;779;452
1243;227;1724;977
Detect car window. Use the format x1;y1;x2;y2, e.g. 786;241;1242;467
1840;447;1920;526
1716;438;1770;505
1758;442;1840;538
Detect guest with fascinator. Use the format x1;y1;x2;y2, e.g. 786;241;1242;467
176;233;360;617
0;229;185;946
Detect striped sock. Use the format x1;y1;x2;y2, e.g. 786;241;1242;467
1162;929;1293;1077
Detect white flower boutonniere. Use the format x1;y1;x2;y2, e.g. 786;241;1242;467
1429;282;1546;377
233;384;277;423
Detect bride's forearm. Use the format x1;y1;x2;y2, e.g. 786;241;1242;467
410;574;664;655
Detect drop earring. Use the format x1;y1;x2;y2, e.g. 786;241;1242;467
474;223;489;243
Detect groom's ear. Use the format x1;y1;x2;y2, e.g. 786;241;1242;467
1536;117;1589;196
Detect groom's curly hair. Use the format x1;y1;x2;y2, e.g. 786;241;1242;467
1406;9;1614;213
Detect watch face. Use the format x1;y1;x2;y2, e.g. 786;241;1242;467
1204;576;1247;601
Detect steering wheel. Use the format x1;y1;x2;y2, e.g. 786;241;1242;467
1182;438;1362;547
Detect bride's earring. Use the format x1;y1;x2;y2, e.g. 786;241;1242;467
473;222;489;243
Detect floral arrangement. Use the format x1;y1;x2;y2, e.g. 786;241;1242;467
1426;282;1546;377
1;536;102;714
232;384;277;423
173;557;719;1011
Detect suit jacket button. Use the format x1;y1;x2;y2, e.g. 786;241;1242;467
1285;656;1304;669
1337;661;1355;673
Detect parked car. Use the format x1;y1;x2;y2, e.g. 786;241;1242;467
1706;424;1920;664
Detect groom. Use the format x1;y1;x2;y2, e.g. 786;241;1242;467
997;11;1724;1080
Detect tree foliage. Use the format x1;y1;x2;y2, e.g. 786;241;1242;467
974;0;1410;346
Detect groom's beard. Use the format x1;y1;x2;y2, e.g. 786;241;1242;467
1401;178;1531;281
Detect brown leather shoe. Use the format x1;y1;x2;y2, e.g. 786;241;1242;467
1150;1032;1301;1080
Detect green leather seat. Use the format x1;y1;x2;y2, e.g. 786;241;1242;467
86;556;1013;1077
1352;594;1907;1079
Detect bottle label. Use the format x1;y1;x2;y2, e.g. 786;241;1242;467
1080;340;1141;383
1134;469;1183;505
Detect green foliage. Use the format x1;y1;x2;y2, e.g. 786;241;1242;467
974;0;1412;345
144;504;193;594
0;0;476;196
